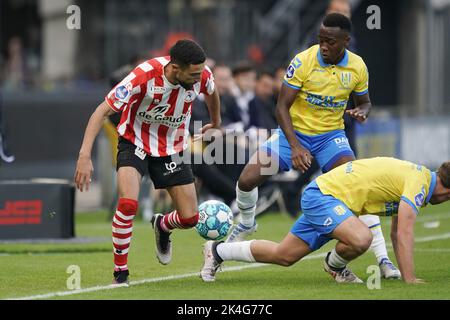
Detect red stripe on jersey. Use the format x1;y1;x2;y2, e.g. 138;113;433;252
148;58;165;70
117;67;148;145
142;75;164;154
200;67;212;95
174;101;192;153
158;88;180;156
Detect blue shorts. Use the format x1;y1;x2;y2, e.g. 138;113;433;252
260;128;355;172
290;181;354;251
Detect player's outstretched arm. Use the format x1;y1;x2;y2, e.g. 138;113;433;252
275;84;312;173
74;101;116;192
395;200;425;284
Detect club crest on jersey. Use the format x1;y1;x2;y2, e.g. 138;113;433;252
184;90;196;103
115;85;130;100
340;72;352;88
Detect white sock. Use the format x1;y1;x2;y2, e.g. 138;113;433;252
236;183;258;228
359;214;388;263
216;240;256;263
327;248;349;269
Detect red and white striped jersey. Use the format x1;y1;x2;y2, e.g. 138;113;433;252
105;56;215;157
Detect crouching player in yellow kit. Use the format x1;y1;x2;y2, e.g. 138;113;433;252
201;157;450;284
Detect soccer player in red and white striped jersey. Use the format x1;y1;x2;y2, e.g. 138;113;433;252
74;40;221;285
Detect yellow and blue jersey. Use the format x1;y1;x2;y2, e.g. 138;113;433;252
284;45;369;135
316;157;437;216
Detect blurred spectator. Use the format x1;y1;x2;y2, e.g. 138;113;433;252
151;32;195;56
228;63;256;132
249;71;277;130
2;37;26;90
0;89;15;164
272;66;286;104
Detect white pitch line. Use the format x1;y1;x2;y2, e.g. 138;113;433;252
8;252;327;300
8;231;450;300
414;232;450;243
414;248;450;253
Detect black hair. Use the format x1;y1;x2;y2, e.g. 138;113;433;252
232;62;255;77
257;70;274;80
438;162;450;189
323;13;352;33
170;39;206;68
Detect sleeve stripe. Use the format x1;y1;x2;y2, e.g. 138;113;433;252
353;89;368;96
400;196;419;215
282;80;301;90
105;97;120;113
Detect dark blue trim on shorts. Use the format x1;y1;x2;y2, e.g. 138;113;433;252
322;151;355;173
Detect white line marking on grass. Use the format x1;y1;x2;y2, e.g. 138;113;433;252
8;231;450;300
9;252;327;300
414;248;450;253
415;233;450;243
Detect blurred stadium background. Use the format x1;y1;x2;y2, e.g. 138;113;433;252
0;0;449;232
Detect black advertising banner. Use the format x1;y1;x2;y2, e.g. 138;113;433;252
0;180;75;239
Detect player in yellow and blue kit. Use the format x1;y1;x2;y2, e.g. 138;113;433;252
201;158;450;284
226;12;399;280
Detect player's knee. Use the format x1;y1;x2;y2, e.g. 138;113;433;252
277;257;296;267
117;198;138;214
178;212;199;229
352;232;373;255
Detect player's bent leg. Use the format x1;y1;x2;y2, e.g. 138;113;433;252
358;214;401;279
200;233;312;282
112;166;142;285
227;150;274;243
331;216;373;260
324;216;373;284
151;183;199;265
251;232;312;266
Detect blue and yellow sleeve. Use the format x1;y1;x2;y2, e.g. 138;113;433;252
353;61;369;96
400;179;428;214
283;54;305;90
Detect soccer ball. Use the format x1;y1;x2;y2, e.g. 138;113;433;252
195;200;234;240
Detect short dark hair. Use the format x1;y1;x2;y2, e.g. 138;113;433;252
257;70;273;80
170;39;206;68
232;63;255;77
438;162;450;189
323;12;352;33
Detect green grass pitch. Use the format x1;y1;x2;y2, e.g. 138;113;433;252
1;202;450;300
